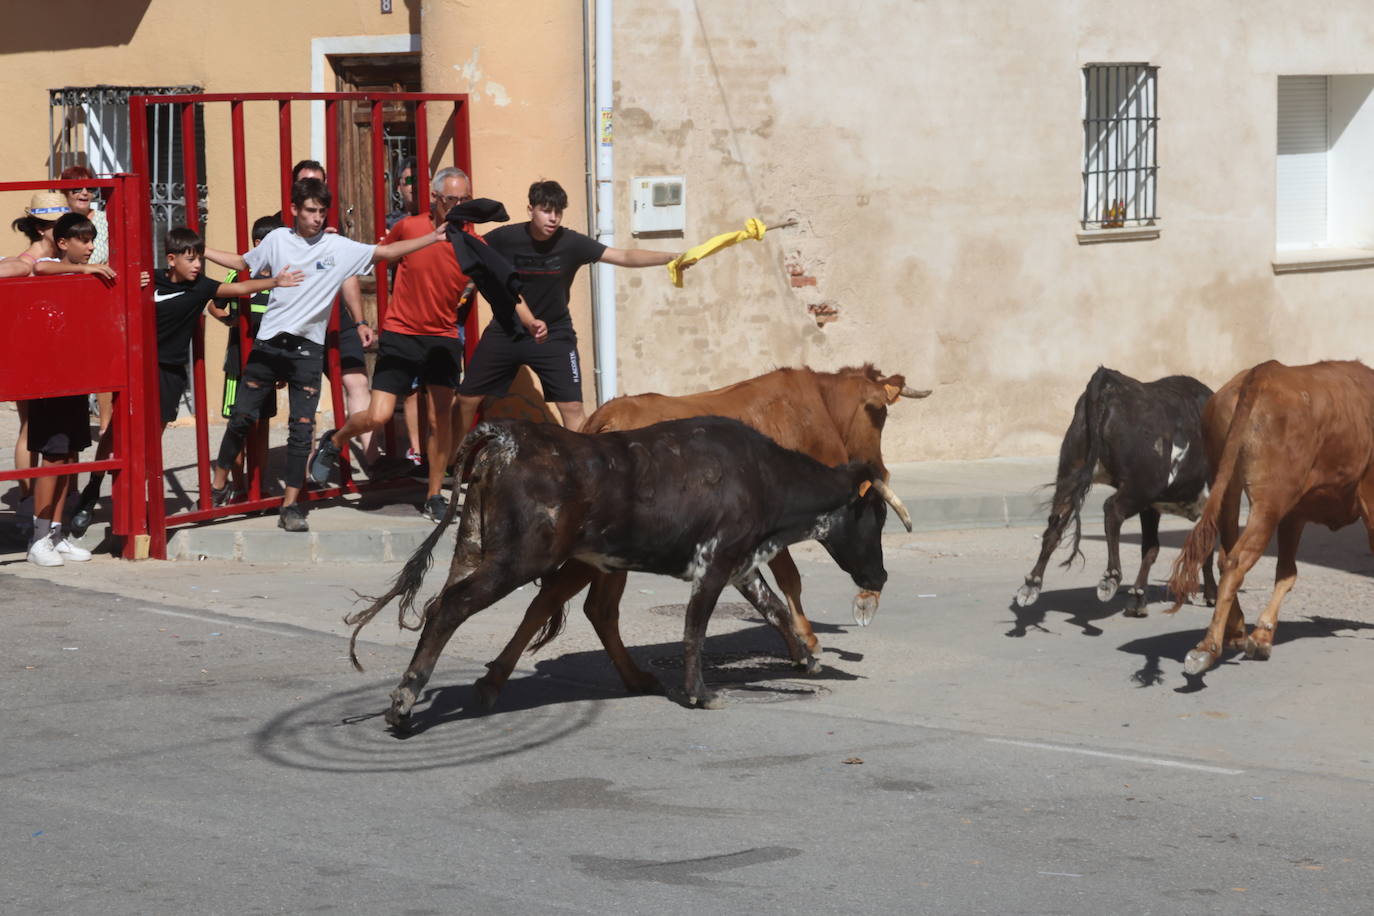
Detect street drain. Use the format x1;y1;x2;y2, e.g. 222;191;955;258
648;602;761;621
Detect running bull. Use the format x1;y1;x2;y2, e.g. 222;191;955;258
1015;366;1216;615
346;416;911;727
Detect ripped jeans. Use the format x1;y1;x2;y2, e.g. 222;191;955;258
215;333;323;490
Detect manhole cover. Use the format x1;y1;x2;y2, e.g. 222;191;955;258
648;602;761;621
718;681;831;704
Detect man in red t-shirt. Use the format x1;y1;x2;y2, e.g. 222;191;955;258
310;166;475;521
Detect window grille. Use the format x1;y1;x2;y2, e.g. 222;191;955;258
49;85;208;262
1082;64;1158;229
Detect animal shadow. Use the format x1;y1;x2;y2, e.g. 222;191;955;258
1005;584;1152;637
1116;615;1374;692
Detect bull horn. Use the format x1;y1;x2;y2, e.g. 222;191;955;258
900;386;932;399
871;478;913;532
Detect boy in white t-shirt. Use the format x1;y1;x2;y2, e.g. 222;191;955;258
203;177;446;532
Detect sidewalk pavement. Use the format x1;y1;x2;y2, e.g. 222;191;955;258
0;403;1106;563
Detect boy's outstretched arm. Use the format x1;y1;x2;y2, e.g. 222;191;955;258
215;266;304;299
372;224;447;264
204;246;250;272
598;247;681;268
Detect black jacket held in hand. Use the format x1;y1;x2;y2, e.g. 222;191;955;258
444;198;521;320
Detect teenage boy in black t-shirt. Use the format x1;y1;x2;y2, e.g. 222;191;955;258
152;227;302;429
456;179;682;433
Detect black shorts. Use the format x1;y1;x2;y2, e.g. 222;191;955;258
26;395;92;458
338;321;366;373
158;363;188;425
458;322;581;403
371;331;462;396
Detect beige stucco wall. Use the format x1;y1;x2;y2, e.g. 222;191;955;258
609;0;1374;460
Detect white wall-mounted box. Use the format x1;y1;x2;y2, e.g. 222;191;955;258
631;175;686;235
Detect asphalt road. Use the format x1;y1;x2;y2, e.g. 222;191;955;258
6;519;1374;914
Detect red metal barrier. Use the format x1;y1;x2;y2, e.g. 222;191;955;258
0;176;153;559
128;92;476;559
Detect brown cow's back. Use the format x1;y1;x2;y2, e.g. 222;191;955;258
584;367;862;468
1204;360;1374;524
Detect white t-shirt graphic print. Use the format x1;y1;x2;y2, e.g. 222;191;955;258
245;228;376;345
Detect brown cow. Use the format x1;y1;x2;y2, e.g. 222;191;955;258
469;364;930;707
1168;360;1374;675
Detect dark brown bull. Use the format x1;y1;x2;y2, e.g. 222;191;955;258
1168;360;1374;675
470;364;929;707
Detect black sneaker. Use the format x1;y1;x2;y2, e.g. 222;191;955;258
210;484;232;508
308;430;341;485
277;503;309;532
70;503;95;538
421;494;447;522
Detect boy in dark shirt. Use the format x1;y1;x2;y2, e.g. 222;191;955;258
152;227;302;430
455;179;682;433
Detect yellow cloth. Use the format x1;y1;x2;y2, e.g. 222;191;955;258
667;218;767;288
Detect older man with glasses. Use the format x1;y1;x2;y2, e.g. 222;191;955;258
310;166;477;522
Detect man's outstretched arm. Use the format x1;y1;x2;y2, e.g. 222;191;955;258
598;247;680;268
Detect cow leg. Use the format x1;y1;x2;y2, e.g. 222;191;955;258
1245;516;1303;661
735;570;819;674
768;549;820;652
1184;508;1278;676
1015;494;1076;607
473;562;597;710
387;567;521;729
1123;507;1161;617
678;572;729;710
1097;493;1130;602
582;569;662;694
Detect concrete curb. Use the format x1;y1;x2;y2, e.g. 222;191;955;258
166;523;454;563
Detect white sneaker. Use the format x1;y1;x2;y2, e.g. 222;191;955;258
27;539;64;567
53;537;92;562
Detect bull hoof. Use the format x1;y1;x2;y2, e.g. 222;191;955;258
797;655;822;675
1182;649;1216;676
1243;636;1272;661
669;686;728;709
1122;586;1148;618
1096;575;1121;603
852;590;880;626
472;676;501;711
386;685;418;729
1014;583;1041;607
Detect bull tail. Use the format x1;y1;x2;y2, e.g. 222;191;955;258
529;601;569;654
344;426;497;671
1055;367;1112;569
1166;366;1263;610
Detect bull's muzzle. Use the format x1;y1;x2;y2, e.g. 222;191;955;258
853;589;881;626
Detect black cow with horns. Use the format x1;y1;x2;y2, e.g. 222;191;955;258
347;416;912;728
1014;366;1217;615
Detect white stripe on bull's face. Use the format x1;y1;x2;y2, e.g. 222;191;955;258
1167;440;1189;487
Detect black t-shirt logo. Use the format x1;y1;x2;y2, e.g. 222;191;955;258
513;253;563;277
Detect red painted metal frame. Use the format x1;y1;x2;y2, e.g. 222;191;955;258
0;176;152;558
125;92;474;558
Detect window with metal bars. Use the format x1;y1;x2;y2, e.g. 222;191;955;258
49;85;207;262
1081;64;1158;230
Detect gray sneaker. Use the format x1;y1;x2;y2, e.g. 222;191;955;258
308;430;341;485
277;503;309;532
421;494;447;522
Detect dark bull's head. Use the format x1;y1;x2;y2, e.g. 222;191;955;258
817;479;912;626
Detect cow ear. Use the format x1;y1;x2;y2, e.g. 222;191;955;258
882;383;901;404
